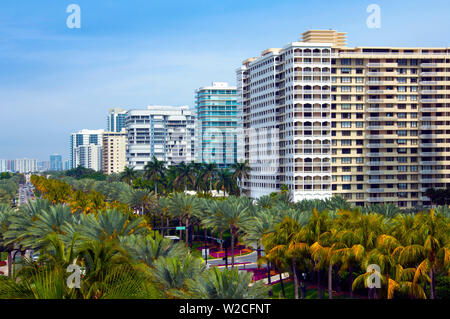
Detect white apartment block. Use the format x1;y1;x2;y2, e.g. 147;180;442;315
126;106;195;170
237;39;333;201
14;158;38;173
70;129;104;171
237;30;450;208
0;159;6;173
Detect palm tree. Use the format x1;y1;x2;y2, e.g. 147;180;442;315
310;229;342;299
202;163;218;192
0;264;75;299
73;209;148;243
398;210;449;299
202;200;228;250
359;234;402;299
262;217;304;299
325;196;351;213
4;204;76;252
362;203;401;218
120;166;136;186
167;193;202;247
241;209;281;270
119;188;156;216
0;204;15;277
390;213;422;246
334;243;365;298
220;197;252;267
144;156;165;195
152;253;206;298
76;239;138;299
231;161;251;196
119;233;186;267
256;195;273;209
186;267;269;299
215;168;235;196
189;162;205;192
174;162;194;192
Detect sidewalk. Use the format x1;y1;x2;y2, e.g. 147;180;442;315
249;272;290;286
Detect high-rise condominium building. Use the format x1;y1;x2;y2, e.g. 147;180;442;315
38;161;50;172
107;108;128;132
102;131;128;175
237;30;450;208
70;129;104;171
50;155;63;171
194;82;240;168
126;106;195;170
64;160;70;171
14;158;38;173
0;159;6;173
6;160;15;172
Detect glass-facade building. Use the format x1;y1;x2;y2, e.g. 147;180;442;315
50;155;63;171
107;108;127;133
195;82;240;168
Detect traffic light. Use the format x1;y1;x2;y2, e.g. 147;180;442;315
222;238;231;268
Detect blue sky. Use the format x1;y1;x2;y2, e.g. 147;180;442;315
0;0;449;161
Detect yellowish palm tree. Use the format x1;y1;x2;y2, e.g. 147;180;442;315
397;209;449;299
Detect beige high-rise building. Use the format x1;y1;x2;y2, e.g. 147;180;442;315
102;130;128;175
237;30;450;208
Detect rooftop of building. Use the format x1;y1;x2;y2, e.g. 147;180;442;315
196;81;237;91
73;129;105;135
240;29;450;66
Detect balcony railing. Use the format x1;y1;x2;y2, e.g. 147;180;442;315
366;179;397;184
366;116;398;121
420;81;438;85
366;90;396;94
420;90;438;94
366;152;396;157
367;170;398;175
420;63;438;67
420;143;442;147
420;72;439;76
367;197;399;202
366;62;398;67
419;152;441;156
366;188;399;193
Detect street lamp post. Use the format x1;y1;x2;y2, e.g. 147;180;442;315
204;235;208;265
192;234;224;267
